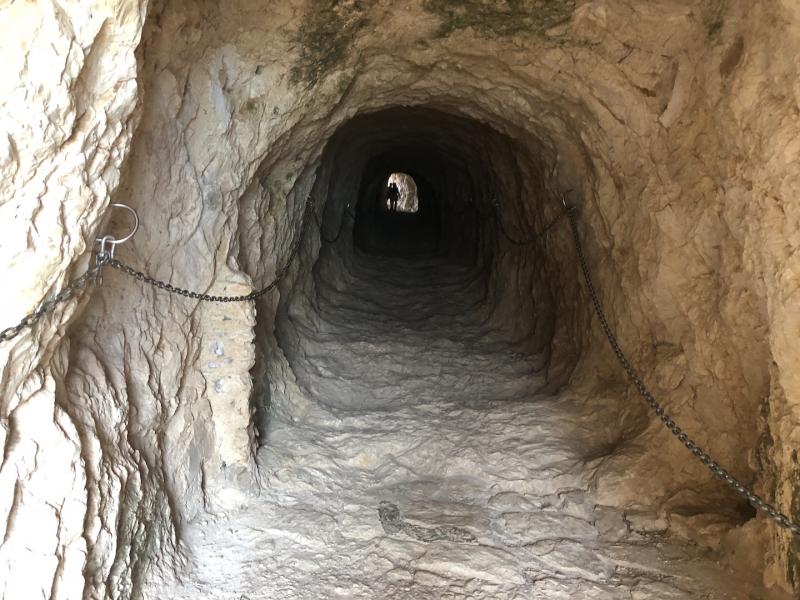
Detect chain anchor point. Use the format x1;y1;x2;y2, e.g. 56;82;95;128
95;203;139;264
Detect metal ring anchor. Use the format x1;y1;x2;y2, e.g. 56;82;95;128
96;203;139;260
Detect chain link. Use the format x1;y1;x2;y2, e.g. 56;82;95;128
566;203;800;536
1;200;314;343
493;201;568;245
312;205;354;244
0;256;109;343
4;195;800;536
109;199;313;302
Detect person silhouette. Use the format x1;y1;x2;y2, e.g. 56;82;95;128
387;182;400;212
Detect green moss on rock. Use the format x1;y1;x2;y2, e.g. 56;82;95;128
291;0;371;87
423;0;575;38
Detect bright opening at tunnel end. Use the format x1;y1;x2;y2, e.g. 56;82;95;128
384;172;419;213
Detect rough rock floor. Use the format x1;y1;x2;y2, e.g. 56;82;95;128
150;252;782;600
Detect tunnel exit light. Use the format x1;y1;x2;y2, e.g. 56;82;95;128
385;172;419;213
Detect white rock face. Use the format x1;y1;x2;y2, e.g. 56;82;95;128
1;0;799;598
0;1;147;597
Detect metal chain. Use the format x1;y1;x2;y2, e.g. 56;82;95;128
1;200;314;343
566;203;800;536
0;256;109;343
109;199;313;302
5;197;799;535
494;201;568;245
312;205;354;244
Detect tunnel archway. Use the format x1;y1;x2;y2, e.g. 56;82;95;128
268;105;589;418
251;96;780;598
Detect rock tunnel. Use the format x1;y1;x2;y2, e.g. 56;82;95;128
1;1;799;598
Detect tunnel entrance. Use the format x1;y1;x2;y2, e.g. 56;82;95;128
246;99;782;598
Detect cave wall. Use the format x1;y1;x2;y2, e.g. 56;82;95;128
0;2;149;597
1;0;798;597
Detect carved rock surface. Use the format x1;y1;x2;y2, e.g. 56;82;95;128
0;0;798;598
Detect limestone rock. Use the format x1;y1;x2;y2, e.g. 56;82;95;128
1;0;799;597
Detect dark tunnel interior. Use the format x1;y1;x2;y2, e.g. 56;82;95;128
346;108;496;264
268;105;592;418
354;165;440;258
